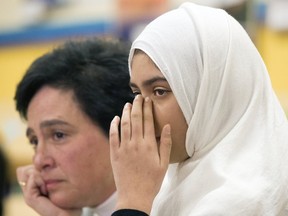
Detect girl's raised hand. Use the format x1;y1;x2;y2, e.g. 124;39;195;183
110;95;172;214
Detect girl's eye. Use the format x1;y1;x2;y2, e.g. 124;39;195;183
132;90;141;96
154;89;168;96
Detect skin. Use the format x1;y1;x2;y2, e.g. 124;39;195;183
130;52;188;163
17;86;116;216
109;52;189;214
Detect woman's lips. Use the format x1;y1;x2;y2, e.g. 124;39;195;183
44;179;62;190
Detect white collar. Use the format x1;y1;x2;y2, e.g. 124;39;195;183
82;192;117;216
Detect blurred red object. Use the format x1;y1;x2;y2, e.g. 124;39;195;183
116;0;168;22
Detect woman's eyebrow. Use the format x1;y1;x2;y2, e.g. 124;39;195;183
26;119;71;138
130;76;167;88
39;119;70;129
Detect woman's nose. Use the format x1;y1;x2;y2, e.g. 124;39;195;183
33;142;54;172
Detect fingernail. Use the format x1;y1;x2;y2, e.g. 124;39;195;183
113;116;119;121
145;97;150;102
125;103;131;108
135;94;142;100
165;124;171;135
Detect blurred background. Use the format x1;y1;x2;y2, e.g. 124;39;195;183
0;0;287;215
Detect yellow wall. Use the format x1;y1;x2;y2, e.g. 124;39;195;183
0;42;61;180
256;27;288;114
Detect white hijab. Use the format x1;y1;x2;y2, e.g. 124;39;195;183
129;2;288;216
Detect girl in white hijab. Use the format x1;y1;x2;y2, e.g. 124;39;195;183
110;2;288;216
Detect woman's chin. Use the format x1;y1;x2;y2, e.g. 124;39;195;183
50;192;83;209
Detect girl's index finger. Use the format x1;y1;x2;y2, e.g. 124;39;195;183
143;97;155;138
110;115;120;152
130;95;144;138
120;103;132;143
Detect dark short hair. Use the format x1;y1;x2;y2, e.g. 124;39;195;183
14;38;134;136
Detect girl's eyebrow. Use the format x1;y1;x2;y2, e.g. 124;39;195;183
130;76;167;88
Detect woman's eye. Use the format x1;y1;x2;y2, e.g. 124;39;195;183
29;137;38;146
53;132;66;140
28;136;38;150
